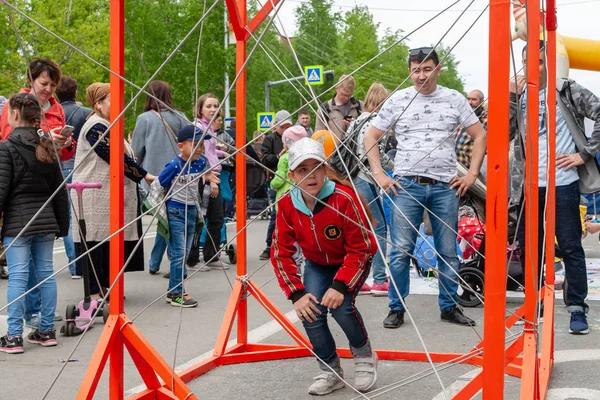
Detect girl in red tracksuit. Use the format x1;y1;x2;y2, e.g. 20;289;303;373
270;137;378;396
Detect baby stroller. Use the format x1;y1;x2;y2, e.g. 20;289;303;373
246;159;270;219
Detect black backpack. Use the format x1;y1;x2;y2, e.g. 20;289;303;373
329;115;373;179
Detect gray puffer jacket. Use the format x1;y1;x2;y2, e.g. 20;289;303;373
509;78;600;204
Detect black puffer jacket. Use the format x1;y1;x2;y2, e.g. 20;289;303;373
0;127;69;238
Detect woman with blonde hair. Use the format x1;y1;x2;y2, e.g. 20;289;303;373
348;82;394;296
72;83;155;299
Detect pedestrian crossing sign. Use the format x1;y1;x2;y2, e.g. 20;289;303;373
257;112;275;131
304;65;324;85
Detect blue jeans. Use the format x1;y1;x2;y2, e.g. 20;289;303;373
388;177;459;312
149;234;168;273
62;168;80;276
517;181;588;313
302;260;371;371
5;234;57;336
167;206;197;296
265;187;277;248
354;177;388;284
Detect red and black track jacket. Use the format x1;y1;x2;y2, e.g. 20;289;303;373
271;182;376;303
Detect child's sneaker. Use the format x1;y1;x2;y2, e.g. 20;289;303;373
27;329;57;347
0;335;24;354
169;293;198;308
308;370;345;395
354;352;378;392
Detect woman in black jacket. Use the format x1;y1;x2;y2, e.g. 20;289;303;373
0;93;69;354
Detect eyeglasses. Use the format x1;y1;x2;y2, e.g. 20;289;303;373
409;47;435;58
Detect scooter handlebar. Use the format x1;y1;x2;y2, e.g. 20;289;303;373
67;181;102;196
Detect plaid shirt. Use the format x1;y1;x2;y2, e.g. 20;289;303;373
455;110;487;168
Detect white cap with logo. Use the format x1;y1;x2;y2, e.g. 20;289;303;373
288;137;327;171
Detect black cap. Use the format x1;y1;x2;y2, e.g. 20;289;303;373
177;125;204;143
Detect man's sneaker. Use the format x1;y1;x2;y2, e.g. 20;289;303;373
54;313;63;322
383;310;404;329
169;294;198;308
441;306;476;326
371;281;389;296
25;315;41;329
27;329;57;347
163;272;188;279
358;282;372;295
354;352;378;392
307;370;345;395
188;264;210;272
0;265;8;279
71;274;82;279
207;263;229;270
149;269;159;275
569;311;589;335
0;335;24;354
259;248;270;260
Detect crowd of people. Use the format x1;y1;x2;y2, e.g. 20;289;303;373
0;40;598;396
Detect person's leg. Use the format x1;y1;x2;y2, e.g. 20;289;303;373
4;236;32;338
24;258;41;323
301;260;341;373
387;177;425;312
427;183;460;312
30;234;57;335
554;183;588;314
517;189;546;291
261;188;278;259
149;234;168;273
168;208;186;296
204;191;224;263
353;178;387;286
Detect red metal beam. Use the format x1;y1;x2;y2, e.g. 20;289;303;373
482;0;511;398
246;0;283;37
225;0;245;40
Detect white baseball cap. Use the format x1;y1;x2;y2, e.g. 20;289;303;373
274;110;293;127
288;138;327;171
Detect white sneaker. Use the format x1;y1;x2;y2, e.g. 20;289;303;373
307;371;345;395
187;264;210;272
354;352;378;392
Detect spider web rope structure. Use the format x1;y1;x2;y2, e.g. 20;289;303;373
0;0;557;398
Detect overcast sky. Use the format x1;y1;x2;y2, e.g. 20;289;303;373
266;0;600;97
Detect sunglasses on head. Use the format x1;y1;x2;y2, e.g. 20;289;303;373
409;47;435;58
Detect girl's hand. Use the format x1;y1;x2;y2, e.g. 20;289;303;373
210;182;219;198
203;171;220;185
321;288;344;309
294;293;321;323
144;173;156;185
278;148;287;157
585;221;600;234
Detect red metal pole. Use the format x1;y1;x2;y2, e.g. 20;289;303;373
540;0;557;395
521;0;542;397
482;0;510;397
109;0;125;398
234;0;248;345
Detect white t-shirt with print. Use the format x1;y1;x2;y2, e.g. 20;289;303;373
371;85;480;183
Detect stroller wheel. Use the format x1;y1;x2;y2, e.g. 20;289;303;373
102;303;109;323
65;304;78;320
227;244;237;264
457;267;484;308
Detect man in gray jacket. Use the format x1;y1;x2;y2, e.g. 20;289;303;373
510;40;600;335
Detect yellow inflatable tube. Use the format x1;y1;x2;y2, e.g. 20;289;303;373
562;36;600;72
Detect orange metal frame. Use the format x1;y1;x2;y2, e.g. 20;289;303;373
77;0;556;399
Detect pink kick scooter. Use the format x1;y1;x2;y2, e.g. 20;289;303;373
61;181;108;336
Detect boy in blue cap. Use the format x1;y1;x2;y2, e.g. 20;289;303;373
158;125;218;307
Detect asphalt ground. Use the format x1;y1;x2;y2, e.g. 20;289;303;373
0;217;599;399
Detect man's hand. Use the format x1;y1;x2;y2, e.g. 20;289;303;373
450;173;477;197
294;293;322;323
509;75;527;94
557;153;585;170
321;288;344;309
374;171;401;196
